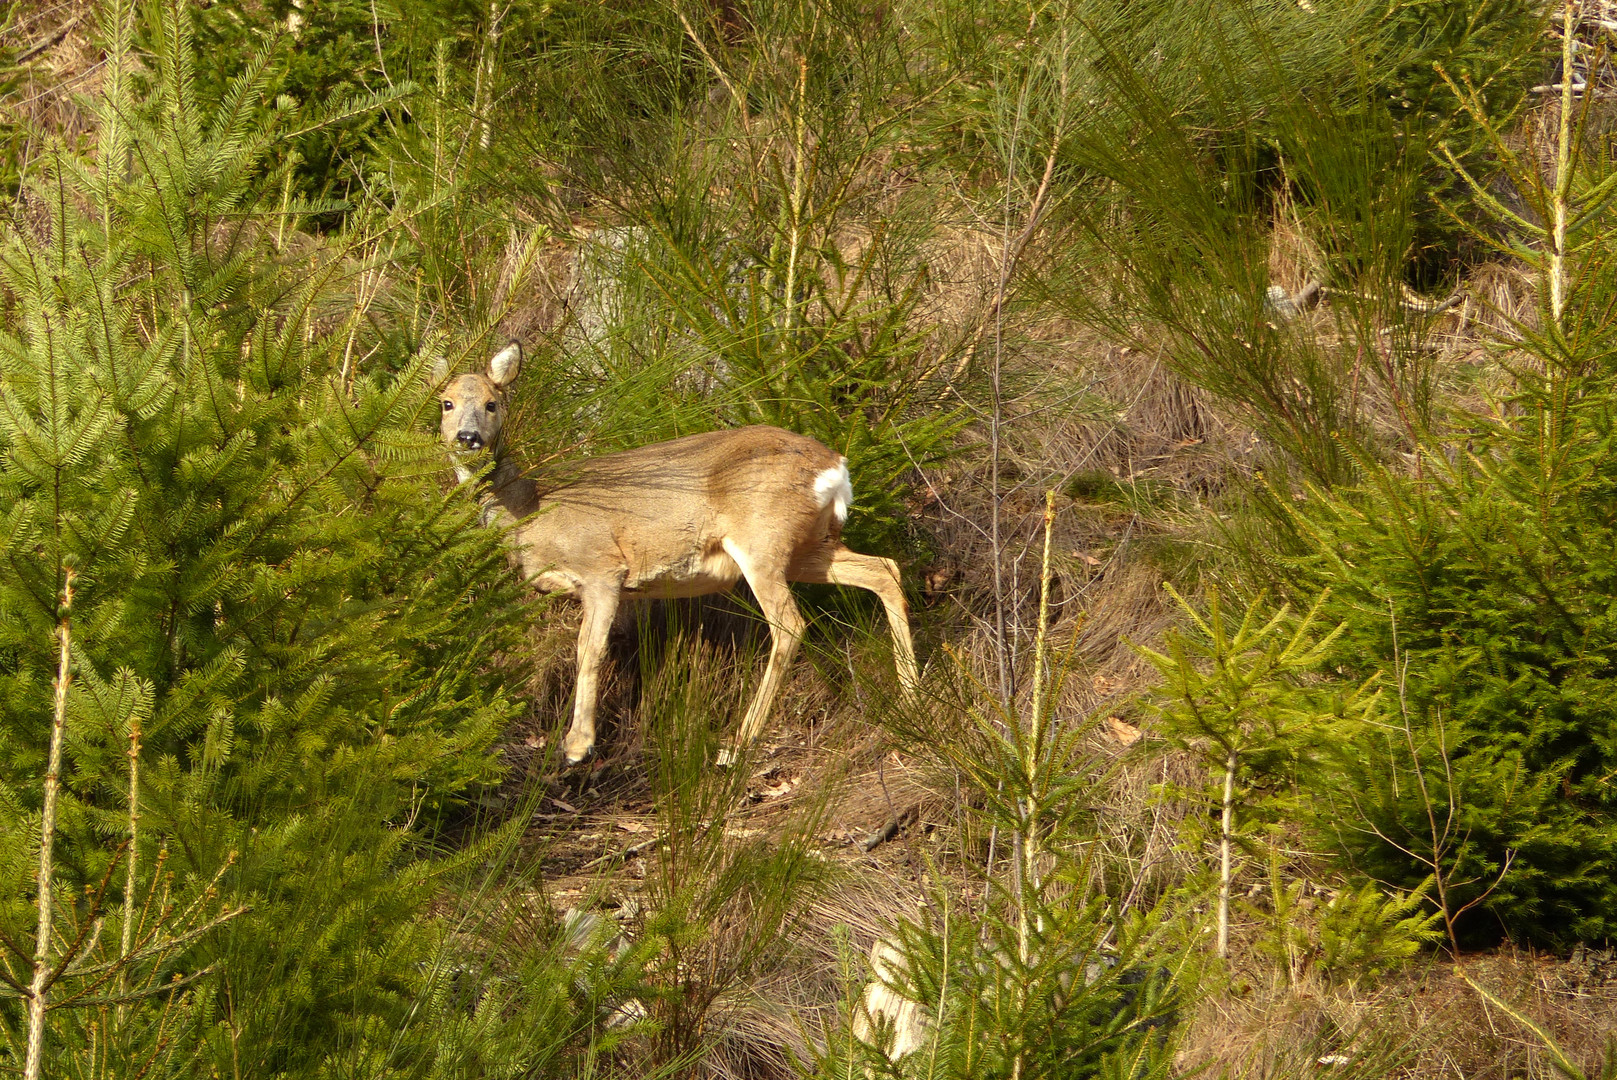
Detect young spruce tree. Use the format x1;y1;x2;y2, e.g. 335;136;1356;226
0;4;541;1074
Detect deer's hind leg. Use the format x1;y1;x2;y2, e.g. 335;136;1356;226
562;580;621;765
791;543;919;699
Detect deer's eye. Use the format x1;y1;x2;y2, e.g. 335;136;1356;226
442;400;453;411
485;401;498;413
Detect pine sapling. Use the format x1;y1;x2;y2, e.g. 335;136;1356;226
866;489;1183;1077
1434;0;1617;344
1138;587;1364;960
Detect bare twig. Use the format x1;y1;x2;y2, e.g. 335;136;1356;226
861;804;920;853
677;11;751;138
1386;601;1516;959
948;138;1062;386
578;837;661;873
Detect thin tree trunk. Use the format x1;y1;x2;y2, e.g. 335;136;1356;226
26;568;75;1080
1020;491;1058;913
1012;493;1058;1080
478;3;505;150
1550;0;1576;328
1217;746;1237;960
118;709;141;1023
783;57;809;337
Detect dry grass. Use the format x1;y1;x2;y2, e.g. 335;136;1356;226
2;1;103;139
1182;947;1617;1078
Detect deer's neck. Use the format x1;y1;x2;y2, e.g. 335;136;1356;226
463;450;540;524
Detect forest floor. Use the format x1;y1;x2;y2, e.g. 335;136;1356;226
497;663;1617;1078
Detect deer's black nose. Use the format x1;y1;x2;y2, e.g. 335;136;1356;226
456;431;483;450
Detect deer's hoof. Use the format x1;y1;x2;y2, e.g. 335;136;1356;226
561;739;595;767
714;745;739;768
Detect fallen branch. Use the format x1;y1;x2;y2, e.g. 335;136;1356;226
861;805;919;852
578;837;661;873
17;14;84;64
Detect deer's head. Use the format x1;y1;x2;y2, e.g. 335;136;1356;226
438;342;522;455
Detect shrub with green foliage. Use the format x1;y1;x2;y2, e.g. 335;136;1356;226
823;897;1178;1080
1138;587;1375;960
1275;11;1617;944
1288;399;1617;945
1314;880;1444;990
187;0;557;214
0;6;567;1074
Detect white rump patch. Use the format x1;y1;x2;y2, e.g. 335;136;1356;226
813;460;853;524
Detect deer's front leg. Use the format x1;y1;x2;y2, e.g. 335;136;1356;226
720;541;805;766
562;582;621;765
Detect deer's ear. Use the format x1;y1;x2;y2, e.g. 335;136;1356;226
489;341;523;387
430;355;450;383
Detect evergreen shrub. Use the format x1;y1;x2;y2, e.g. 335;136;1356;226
1289;390;1617;945
187;0;557;213
1279;11;1617;945
0;7;550;1073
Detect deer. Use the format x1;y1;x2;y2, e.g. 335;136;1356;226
436;342;921;766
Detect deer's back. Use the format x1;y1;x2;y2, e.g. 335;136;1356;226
513;426;845;597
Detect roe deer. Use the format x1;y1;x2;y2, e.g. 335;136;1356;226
437;342;920;765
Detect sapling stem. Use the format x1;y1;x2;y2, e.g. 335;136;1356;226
1012;491;1058;1080
1021;491;1058;921
1217;746;1237;960
983;23;1049;884
118;705;140;1022
477;1;504;150
784;56;809;338
26;565;75;1080
1550;0;1577;328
